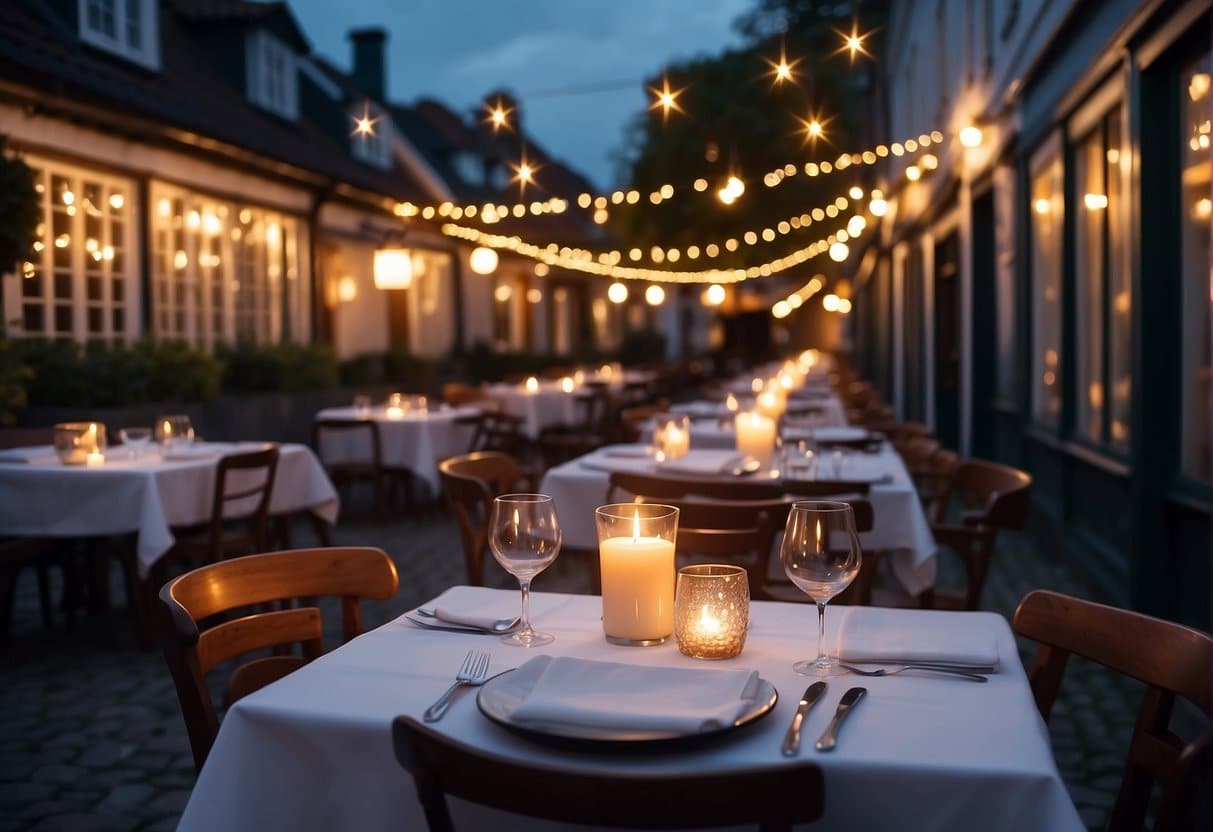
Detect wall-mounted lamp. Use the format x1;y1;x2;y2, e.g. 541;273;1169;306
374;248;413;290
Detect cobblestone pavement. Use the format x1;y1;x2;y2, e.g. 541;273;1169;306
1;492;1147;831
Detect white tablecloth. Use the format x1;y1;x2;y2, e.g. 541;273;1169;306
662;398;849;450
485;383;581;438
0;442;338;576
314;406;478;494
540;443;938;595
178;587;1082;832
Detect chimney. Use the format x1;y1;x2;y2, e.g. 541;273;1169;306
349;28;388;101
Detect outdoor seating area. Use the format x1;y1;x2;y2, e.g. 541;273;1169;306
0;1;1210;831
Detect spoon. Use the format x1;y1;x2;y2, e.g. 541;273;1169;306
414;608;520;633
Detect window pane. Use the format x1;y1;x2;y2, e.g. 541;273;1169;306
1076;126;1107;442
1106;111;1130;448
124;0;142;48
1031;147;1063;426
1180;54;1212;480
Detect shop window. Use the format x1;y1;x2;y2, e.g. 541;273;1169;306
10;159;135;343
1029;140;1063;427
1180;53;1211;480
1073;105;1130;448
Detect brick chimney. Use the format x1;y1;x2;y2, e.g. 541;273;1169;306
349;28;388;101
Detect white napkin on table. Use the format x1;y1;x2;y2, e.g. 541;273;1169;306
658;449;742;475
836;607;1000;669
431;604;516;631
510;656;761;734
0;445;60;465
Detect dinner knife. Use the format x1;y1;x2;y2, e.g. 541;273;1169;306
780;681;827;757
814;687;867;752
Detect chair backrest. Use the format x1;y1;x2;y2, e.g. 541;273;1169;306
952;459;1031;529
312;418;383;467
159;546;399;772
443;382;487;407
206;446;280;559
466;411;529;457
1013;590;1213;832
606;471;871;505
438;452;522;585
392;715;823;831
618;401;670;442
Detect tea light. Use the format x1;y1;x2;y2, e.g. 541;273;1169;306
750;377;763;393
560;376;575;393
725;393;739;412
385;405;406;420
573;369;586;385
524;376;540;393
53;421;107;465
653;414;690;462
675;564;749;659
735;411;777;467
755;389;785;420
86;451;105;467
595;504;678;646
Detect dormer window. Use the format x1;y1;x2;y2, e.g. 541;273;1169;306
246;30;299;121
350;103;392;170
451;151;484;186
78;0;159;70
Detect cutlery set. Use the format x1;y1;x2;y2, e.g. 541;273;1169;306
781;683;867;756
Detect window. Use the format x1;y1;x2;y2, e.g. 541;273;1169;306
1074;106;1130;448
7;159;136;342
150;184;305;348
492;275;522;350
451;152;484;186
78;0;159;70
1180;53;1211;480
1029;140;1063;426
246;30;298;121
350;102;392;170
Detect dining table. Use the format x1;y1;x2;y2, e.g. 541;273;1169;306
0;441;338;577
539;441;938;595
177;586;1083;831
662;397;850;450
313;404;480;495
483;381;583;439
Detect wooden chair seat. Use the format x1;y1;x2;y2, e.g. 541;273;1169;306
159;546;399;772
392;715;824;831
1013;590;1213;831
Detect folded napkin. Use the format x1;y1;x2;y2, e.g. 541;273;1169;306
658;449;742;475
509;656;761;734
431;604;516;631
811;455;892;483
0;446;61;465
836;607;1000;669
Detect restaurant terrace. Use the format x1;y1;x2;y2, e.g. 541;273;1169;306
0;1;1209;830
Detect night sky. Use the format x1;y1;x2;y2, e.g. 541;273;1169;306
288;0;752;189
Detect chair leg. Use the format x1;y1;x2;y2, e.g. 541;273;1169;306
0;563;18;641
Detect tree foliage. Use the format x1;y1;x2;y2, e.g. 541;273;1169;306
0;135;38;278
609;0;890;266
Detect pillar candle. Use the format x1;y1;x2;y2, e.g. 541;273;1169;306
735;411;777;466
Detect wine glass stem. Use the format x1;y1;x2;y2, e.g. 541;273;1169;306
816;601;827;662
519;578;534;633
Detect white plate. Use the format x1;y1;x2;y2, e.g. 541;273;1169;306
477;659;778;745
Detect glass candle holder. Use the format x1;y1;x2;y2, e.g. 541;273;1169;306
53;422;107;465
675;564;749;660
352;394;372;418
652;413;691;462
154;414;194;452
595;503;678;646
385;392;406;420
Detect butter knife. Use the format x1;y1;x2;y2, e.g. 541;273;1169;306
780;681;827;757
814;687;867;752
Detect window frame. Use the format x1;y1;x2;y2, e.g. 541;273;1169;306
245;29;299;122
77;0;160;71
350;102;393;171
1027;132;1065;430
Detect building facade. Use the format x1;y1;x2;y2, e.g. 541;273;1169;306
851;0;1211;626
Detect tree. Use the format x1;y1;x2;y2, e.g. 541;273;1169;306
0;135;38;278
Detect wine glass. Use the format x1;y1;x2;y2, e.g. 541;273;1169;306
489;494;561;647
118;427;152;460
780;500;862;676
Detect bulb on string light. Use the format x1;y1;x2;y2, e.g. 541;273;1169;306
486;98;513;132
645;284;666;305
835;24;871;62
829;241;849;262
649;76;685;121
351;101;379;137
703;284;725;306
764;45;802;86
772;300;791;319
608;282;628;303
905;165;921;181
959;124;983;148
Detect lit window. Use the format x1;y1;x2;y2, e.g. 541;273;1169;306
78;0;159;70
1029;139;1063;427
246;30;299;121
1180;53;1211;480
8;159;135;342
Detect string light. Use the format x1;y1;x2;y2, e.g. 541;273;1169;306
959;124;983;148
486;97;513;132
761;130;942;190
351;101;379;137
649;75;685;121
764;45;802;86
835;24;872;62
511;154;538;194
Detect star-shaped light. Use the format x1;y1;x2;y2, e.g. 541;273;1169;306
350;102;380;137
763;46;802;86
511;154;539;192
834;24;872;62
649;76;685;121
485;98;513;132
794;111;832;145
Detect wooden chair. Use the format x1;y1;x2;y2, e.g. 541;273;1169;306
618;400;671;443
163;446;280;568
1013;590;1213;832
392;715;824;832
923;459;1030;610
919;448;959;524
442;382;488;408
438;452;532;586
538;385;613;466
605;470;871;504
313;419;412;521
160;546;399;772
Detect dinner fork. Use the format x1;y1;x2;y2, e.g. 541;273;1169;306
839;662;989;683
423;650;491;722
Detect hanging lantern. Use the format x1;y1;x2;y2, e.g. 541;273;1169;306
470;246;499;275
374;249;413;290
